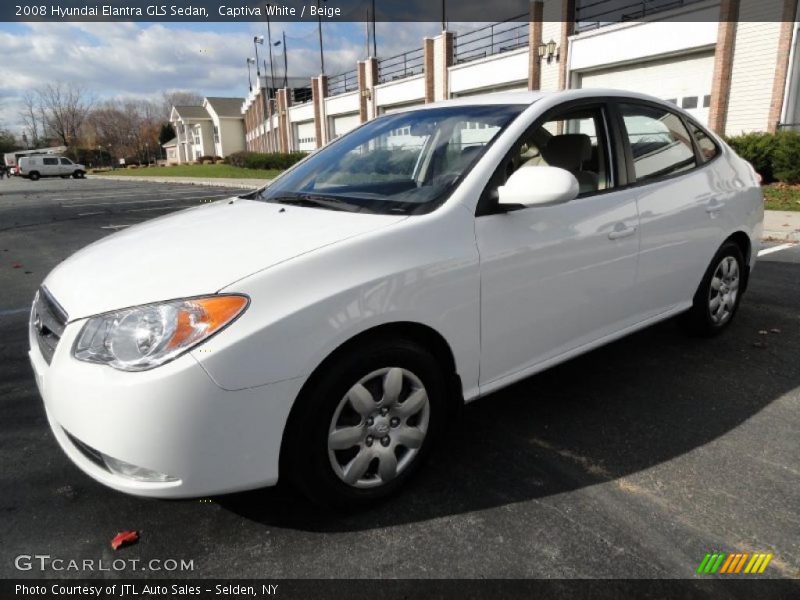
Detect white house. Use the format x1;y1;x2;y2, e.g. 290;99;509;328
169;97;245;164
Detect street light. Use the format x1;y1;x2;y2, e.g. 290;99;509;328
246;57;256;91
253;35;264;78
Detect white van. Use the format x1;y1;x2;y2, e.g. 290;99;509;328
18;156;86;181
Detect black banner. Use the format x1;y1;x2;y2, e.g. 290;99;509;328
3;579;800;600
1;0;794;23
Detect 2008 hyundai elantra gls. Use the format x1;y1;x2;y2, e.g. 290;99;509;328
29;90;763;507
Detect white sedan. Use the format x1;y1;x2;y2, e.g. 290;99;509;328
29;90;763;507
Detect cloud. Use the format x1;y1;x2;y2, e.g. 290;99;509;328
0;21;448;133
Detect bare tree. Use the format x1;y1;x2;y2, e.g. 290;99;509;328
19;91;41;148
161;90;203;120
38;82;94;146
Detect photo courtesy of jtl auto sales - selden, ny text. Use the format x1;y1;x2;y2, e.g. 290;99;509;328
0;0;799;599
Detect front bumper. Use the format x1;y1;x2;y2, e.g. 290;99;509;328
29;316;303;498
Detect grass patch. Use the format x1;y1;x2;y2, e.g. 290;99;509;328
100;164;282;179
764;183;800;212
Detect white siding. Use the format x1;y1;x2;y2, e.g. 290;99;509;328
725;0;784;135
449;48;528;95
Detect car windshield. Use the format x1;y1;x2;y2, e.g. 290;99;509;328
254;104;526;215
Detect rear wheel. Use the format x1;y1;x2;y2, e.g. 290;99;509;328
29;171;40;181
684;241;745;336
283;338;447;509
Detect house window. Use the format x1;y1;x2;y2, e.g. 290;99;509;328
213;125;220;144
703;95;711;108
681;96;699;109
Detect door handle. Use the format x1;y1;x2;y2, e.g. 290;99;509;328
608;226;636;240
706;200;724;214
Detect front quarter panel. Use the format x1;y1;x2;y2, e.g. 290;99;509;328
192;205;481;397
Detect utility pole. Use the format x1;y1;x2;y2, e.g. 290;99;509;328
253;35;264;76
441;0;446;30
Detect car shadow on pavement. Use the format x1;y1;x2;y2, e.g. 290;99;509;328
219;262;800;532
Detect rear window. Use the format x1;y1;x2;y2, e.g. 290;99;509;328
689;123;719;162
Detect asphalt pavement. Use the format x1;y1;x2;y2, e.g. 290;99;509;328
0;177;798;582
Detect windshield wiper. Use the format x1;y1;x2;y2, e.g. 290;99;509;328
270;193;362;212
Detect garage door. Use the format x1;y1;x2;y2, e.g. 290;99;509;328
294;121;316;152
578;52;714;125
330;113;361;139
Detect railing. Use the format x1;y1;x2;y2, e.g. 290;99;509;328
292;86;313;104
454;14;529;66
575;0;708;32
378;47;424;84
777;123;800;132
328;69;358;97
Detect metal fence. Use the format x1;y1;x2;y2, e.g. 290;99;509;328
328;69;358;97
575;0;707;32
378;47;425;84
454;15;529;65
292;86;313;104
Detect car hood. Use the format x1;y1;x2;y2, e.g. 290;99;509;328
44;198;406;320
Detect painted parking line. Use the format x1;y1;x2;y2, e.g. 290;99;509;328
57;188;234;202
758;243;797;257
66;193;232;208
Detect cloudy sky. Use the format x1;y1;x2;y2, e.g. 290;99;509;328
0;20;447;134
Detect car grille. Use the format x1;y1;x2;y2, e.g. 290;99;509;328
31;286;68;365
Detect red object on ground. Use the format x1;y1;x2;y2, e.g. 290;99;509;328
111;530;139;550
12;263;21;269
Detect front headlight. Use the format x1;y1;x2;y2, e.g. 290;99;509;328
72;295;248;371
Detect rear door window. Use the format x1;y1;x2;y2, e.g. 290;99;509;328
619;103;696;182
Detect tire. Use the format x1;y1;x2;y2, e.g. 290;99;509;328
683;241;745;336
282;337;447;509
60;175;69;179
73;170;85;179
29;172;40;181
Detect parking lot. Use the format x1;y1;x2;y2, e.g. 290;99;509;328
1;177;798;580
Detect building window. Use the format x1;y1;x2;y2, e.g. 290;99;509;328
681;96;699;109
213;125;220;144
665;98;677;105
702;95;711;108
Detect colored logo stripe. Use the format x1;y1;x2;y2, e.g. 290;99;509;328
698;552;773;574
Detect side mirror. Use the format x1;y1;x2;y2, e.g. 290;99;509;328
497;165;579;208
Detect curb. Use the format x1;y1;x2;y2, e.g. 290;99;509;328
89;175;270;189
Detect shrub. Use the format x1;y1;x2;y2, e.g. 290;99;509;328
227;151;307;170
773;131;800;184
725;132;779;183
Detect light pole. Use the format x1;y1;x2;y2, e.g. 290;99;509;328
253;35;264;78
282;32;288;88
246;57;256;91
317;0;325;74
266;6;276;98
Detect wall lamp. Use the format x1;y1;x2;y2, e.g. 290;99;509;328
538;39;559;64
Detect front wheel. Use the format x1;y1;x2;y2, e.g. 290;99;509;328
684;241;745;336
283;338;447;509
73;170;85;179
